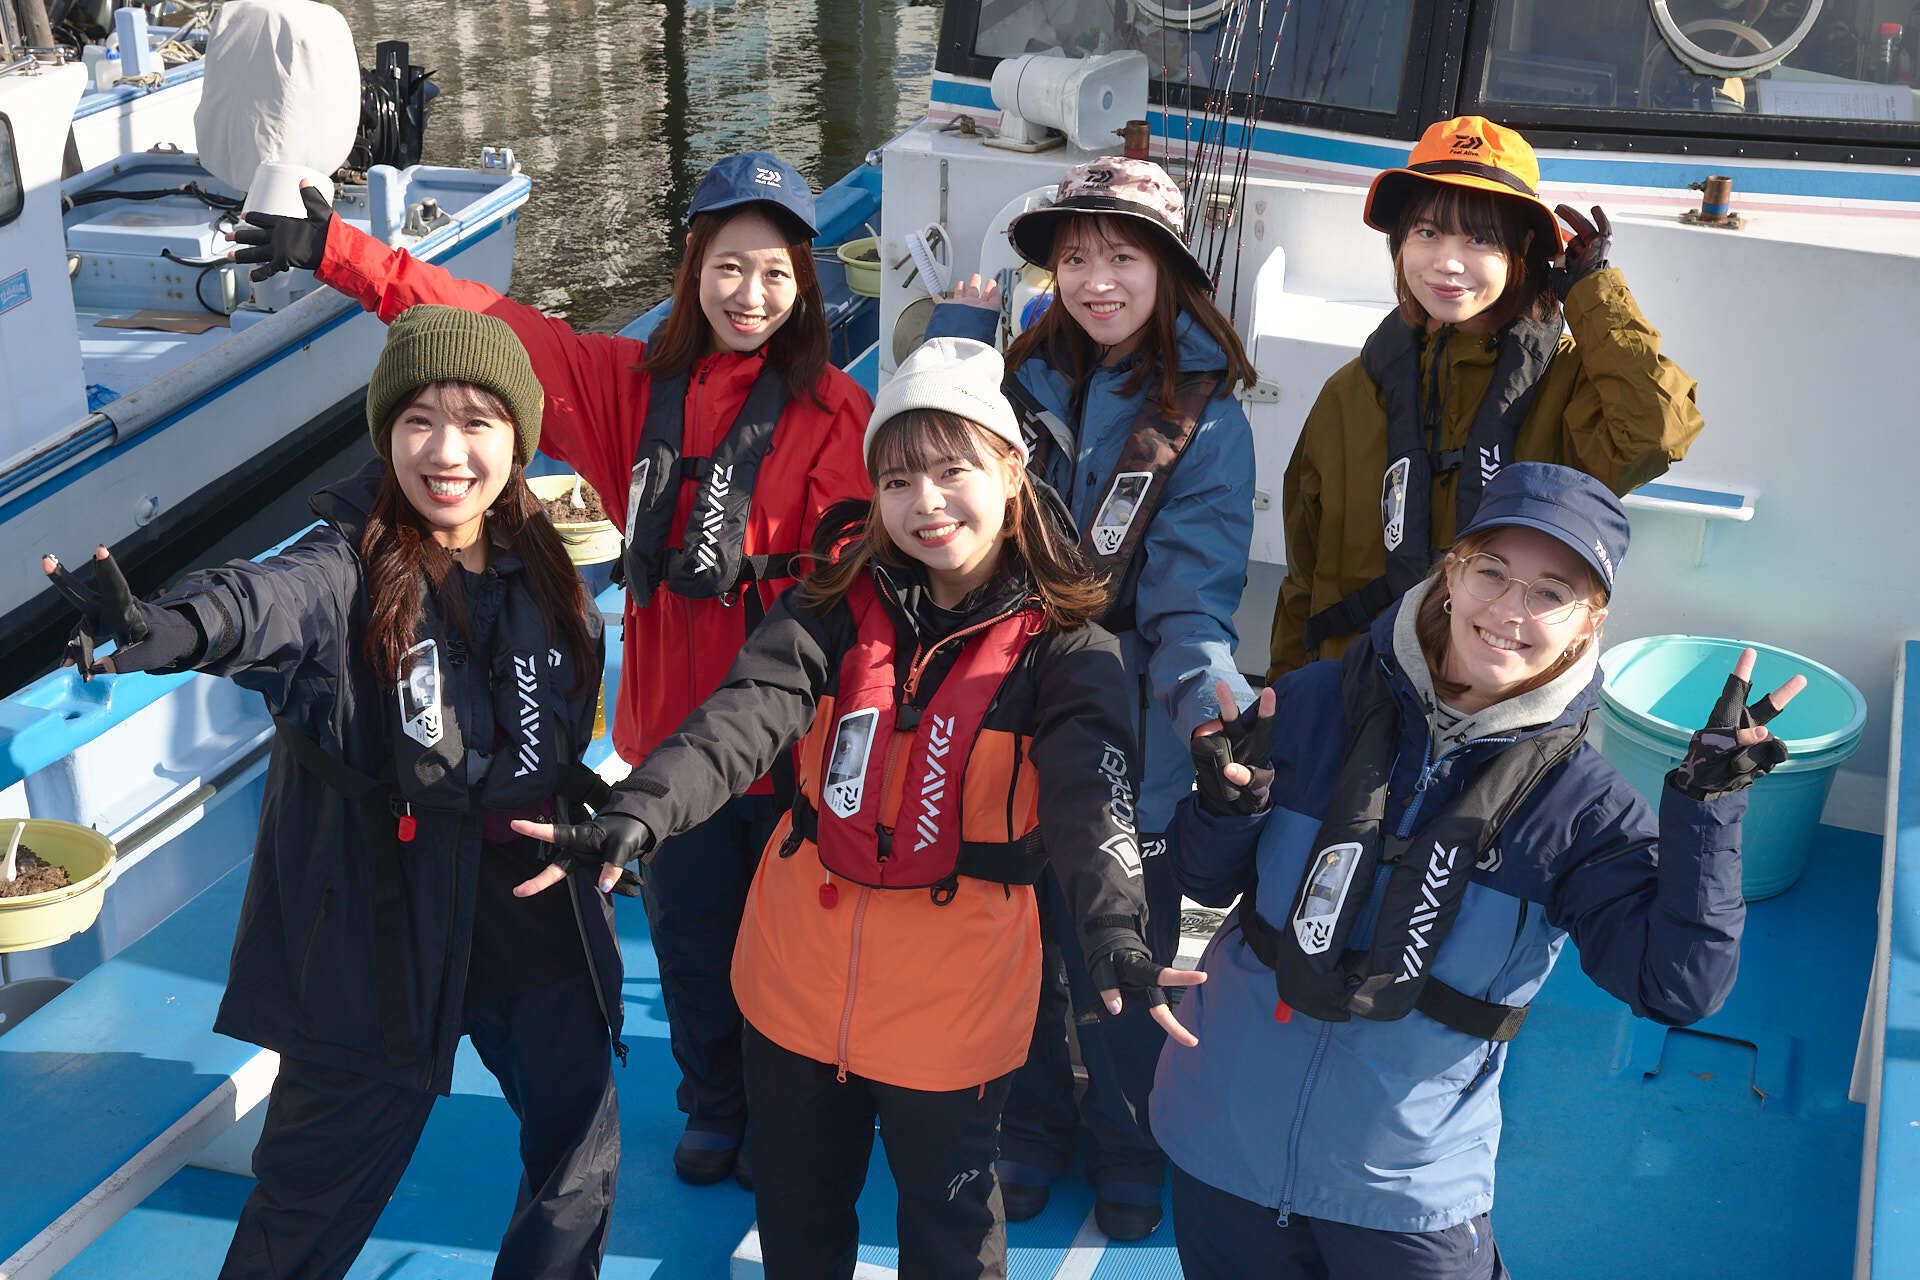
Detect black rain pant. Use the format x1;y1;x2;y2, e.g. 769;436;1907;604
742;1022;1013;1280
640;793;777;1140
1171;1163;1509;1280
997;842;1180;1189
216;974;618;1280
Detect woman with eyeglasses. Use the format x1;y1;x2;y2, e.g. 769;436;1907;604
1154;462;1805;1279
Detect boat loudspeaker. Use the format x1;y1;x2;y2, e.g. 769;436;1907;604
986;51;1147;154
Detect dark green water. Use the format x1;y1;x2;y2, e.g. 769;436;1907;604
338;0;940;332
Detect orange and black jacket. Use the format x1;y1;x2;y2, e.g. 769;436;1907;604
607;559;1151;1090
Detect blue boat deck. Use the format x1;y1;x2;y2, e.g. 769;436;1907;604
49;822;1877;1279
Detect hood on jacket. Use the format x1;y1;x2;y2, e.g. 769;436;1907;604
310;457;386;545
1379;576;1600;750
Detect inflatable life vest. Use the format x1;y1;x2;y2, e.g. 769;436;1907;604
1005;371;1220;628
1301;312;1564;654
619;359;793;607
1239;642;1584;1042
271;578;601;1067
782;574;1049;902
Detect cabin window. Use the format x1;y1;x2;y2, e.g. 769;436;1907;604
970;1;1420;115
1476;1;1920;130
0;115;21;229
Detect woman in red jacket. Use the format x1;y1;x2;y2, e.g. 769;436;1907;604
233;152;873;1187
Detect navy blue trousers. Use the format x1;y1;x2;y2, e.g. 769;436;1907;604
218;974;618;1280
997;842;1180;1187
639;792;777;1137
1170;1164;1508;1280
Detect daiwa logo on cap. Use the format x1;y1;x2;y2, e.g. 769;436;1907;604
754;166;782;187
1450;135;1486;154
1592;537;1614;583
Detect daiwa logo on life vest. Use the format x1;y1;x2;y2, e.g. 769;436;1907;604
1479;445;1502;485
1395;841;1459;984
1381;458;1410;551
397;639;443;748
823;707;880;819
693;465;734;572
512;654;542;778
912;714;955;852
1293;841;1362;955
1097;742;1143;876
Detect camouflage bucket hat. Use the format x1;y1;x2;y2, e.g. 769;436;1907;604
1007;155;1211;290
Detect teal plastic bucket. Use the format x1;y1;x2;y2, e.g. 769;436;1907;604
1595;635;1866;901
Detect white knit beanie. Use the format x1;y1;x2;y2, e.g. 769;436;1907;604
866;337;1026;465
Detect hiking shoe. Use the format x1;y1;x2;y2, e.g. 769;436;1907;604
672;1130;740;1185
1093;1182;1164;1240
995;1160;1052;1222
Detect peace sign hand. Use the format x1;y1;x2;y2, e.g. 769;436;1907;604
509;813;651;897
1551;203;1613;294
1090;947;1207;1048
1667;648;1808;801
42;547;181;680
1189;679;1278;816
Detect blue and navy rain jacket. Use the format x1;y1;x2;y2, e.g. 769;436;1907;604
1150;600;1747;1232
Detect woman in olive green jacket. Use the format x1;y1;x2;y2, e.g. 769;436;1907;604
1268;116;1703;680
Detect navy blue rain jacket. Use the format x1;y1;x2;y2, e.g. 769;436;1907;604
927;303;1255;835
1150;602;1746;1232
165;462;617;1094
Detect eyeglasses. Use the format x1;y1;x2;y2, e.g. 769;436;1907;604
1454;553;1591;624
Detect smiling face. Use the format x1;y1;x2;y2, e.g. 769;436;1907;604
1398;217;1512;333
1052;218;1160;362
1437;526;1606;713
696;209;799;354
871;414;1023;608
387;382;518;553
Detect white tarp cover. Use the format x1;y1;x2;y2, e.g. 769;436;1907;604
193;0;360;192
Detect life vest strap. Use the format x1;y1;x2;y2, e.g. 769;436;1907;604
1301;575;1395;656
1234;896;1529;1043
787;792;1047;889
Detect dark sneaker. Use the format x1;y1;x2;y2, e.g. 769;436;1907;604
995;1160;1052;1222
1093;1182;1164;1241
672;1130;740;1186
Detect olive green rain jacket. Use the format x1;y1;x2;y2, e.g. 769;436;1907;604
1268;269;1703;680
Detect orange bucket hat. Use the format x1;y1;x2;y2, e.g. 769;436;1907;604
1363;116;1566;252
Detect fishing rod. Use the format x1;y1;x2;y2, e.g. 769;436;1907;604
1218;0;1295;314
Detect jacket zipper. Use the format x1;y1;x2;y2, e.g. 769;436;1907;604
835;886;874;1081
1392;735;1519;839
1005;736;1023;840
686;361;712;711
565;867;629;1065
1279;1019;1334;1227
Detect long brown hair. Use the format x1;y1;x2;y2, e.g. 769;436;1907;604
1389;184;1559;332
799;409;1109;629
1005;213;1257;416
640;205;830;407
1414;529;1607;704
362;383;596;692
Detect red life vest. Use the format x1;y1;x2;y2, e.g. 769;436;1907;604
788;574;1047;897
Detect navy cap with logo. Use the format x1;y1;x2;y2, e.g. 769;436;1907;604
687;152;818;241
1458;461;1630;592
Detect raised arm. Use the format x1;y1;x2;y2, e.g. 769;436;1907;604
1557;268;1705;495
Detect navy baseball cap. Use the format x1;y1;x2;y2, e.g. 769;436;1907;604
687;152;818;240
1458;462;1630;592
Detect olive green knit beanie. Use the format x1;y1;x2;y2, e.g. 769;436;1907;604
365;305;544;464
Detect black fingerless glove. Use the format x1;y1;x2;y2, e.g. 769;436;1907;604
535;813;655;897
45;550;202;679
1550;203;1613;296
229;184;334;281
1090;947;1168;1015
1667;671;1788;801
1189;693;1276;816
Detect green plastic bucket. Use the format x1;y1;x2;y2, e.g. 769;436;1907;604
1595;636;1866;901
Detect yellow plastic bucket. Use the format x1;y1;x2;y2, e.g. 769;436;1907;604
529;473;622;566
0;820;117;953
837;237;883;297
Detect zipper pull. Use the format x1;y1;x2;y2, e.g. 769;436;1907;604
819;879;839;909
396;803;416;843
